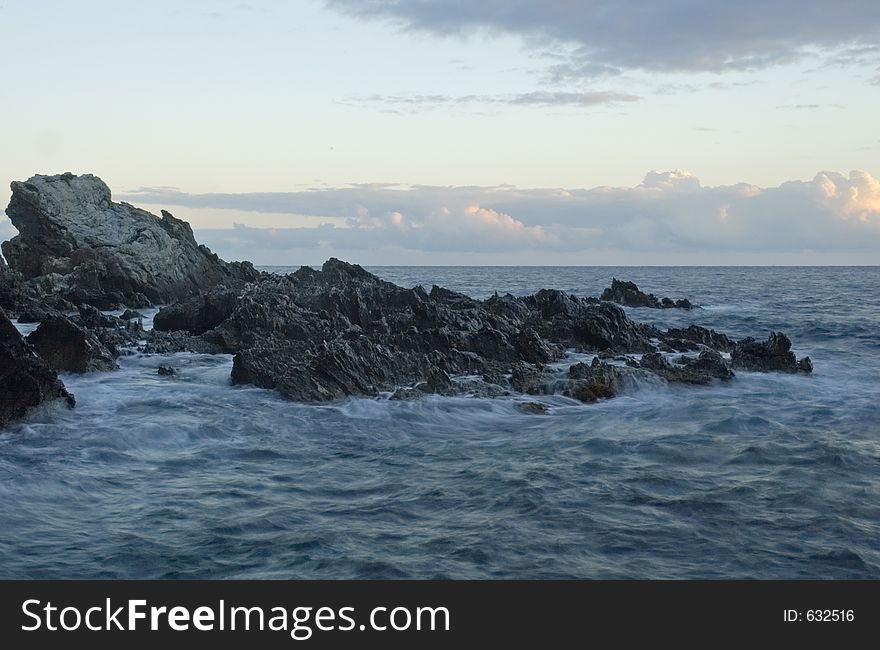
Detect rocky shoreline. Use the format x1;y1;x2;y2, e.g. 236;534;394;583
0;173;813;428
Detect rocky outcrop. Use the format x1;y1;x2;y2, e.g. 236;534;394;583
731;332;812;374
27;315;117;373
640;350;734;384
153;286;239;334
0;308;74;427
212;260;656;402
660;325;734;352
2;173;260;309
601;278;695;309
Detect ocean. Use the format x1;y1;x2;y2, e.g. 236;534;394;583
1;266;878;579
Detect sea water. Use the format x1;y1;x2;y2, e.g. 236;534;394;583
1;266;878;578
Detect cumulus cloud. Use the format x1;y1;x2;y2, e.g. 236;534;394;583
113;170;880;264
326;0;880;76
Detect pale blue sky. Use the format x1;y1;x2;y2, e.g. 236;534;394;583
1;0;878;264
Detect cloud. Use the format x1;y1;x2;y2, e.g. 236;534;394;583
326;0;880;77
343;90;639;110
112;170;880;264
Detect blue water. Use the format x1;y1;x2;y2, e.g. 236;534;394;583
1;267;878;579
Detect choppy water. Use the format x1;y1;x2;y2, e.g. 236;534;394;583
1;267;878;579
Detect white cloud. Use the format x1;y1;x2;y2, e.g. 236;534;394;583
107;169;880;264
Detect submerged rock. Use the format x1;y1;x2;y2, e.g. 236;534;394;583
0;308;74;427
601;278;695;309
731;332;812;374
27;315;117;373
157;364;175;376
1;173;260;308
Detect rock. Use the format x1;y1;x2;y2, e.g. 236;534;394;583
679;350;735;381
518;401;549;415
417;368;455;395
157;364;175;376
1;173;261;308
661;325;734;352
639;350;733;384
564;358;622;402
27;315;117;372
730;332;812;374
0;307;74;428
153;287;240;334
510;363;544;395
601;278;696;309
0;264;25;312
119;309;145;321
139;329;225;354
76;303;122;329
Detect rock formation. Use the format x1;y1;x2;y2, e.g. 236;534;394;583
0;171;818;425
731;332;813;374
27;315;118;373
0;307;74;427
601;278;695;309
2;173;260;310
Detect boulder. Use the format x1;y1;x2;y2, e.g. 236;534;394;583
153;287;240;334
0;307;74;428
1;173;260;308
730;332;812;374
27;315;117;372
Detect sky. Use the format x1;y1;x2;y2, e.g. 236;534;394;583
0;0;878;265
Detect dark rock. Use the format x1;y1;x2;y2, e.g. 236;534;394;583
77;303;122;329
639;350;733;384
119;309;145;321
0;307;74;428
153;287;239;334
139;329;225;355
730;332;812;374
27;315;117;373
157;364;175;376
418;368;455;395
564;357;622;402
601;278;696;309
679;350;735;381
661;325;734;352
510;363;544;395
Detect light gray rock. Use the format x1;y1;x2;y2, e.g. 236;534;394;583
2;172;260;308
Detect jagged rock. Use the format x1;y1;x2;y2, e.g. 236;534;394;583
1;173;260;308
510;363;544;395
601;278;695;309
157;364;175;376
639;350;734;384
661;325;734;352
27;315;117;372
153;287;241;334
731;332;812;374
564;358;622;402
0;308;74;427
